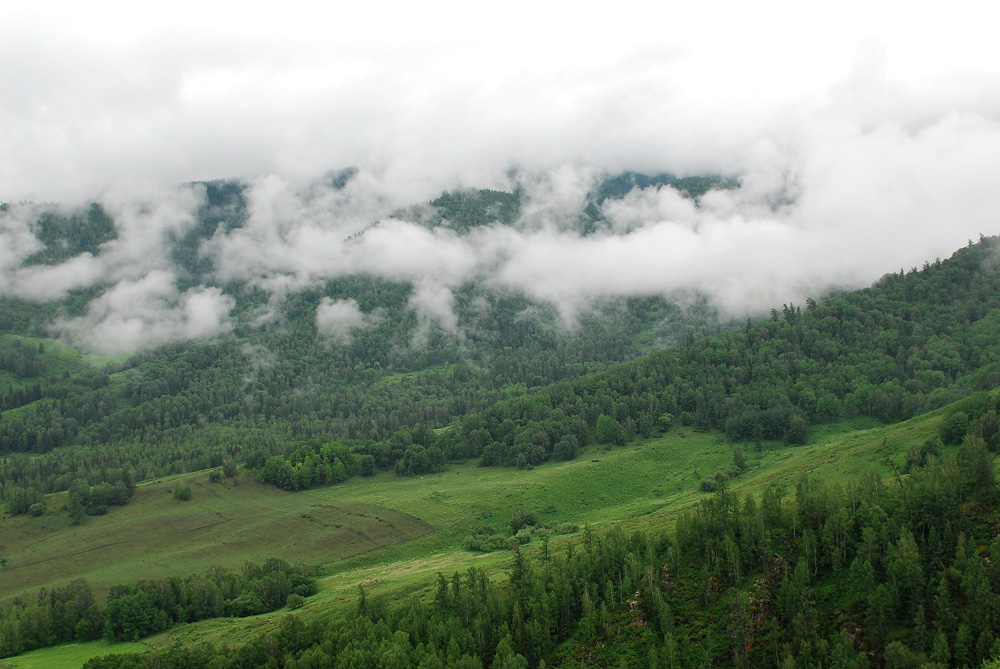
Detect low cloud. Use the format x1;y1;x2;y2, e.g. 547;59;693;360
315;297;377;345
2;61;999;353
196;104;999;328
52;272;234;355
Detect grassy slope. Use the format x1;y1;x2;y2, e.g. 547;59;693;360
0;404;967;668
0;475;433;602
0;335;88;391
0;642;147;669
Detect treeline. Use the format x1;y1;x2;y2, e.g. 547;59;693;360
81;429;1000;668
247;440;366;490
4;468;134;518
0;559;316;659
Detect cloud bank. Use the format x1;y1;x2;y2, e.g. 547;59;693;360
1;3;999;352
2;101;1000;354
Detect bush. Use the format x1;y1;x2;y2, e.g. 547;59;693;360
700;478;719;492
227;592;266;617
554;435;579;461
286;593;305;610
509;507;538;533
173;485;192;501
463;533;511;552
208;471;221;483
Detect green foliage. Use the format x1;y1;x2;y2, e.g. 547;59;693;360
596;414;626;445
940;411;969;444
508;507;538;533
732;445;747;473
427;188;521;232
785;414;810;444
0;561;316;658
699;477;719;492
22;203;117;267
172;484;191;501
6;485;44;515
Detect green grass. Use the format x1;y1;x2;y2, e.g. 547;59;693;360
0;640;145;669
371;363;454;388
0;407;963;664
0;474;432;603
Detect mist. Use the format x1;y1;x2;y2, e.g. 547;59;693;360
2;2;999;353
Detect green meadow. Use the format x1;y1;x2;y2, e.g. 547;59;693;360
0;641;146;669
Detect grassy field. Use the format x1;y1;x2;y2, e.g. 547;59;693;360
0;408;957;665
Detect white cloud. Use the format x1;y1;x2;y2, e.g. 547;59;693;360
315;297;376;344
0;204;45;276
3;2;998;203
52;272;234;355
2;2;999;352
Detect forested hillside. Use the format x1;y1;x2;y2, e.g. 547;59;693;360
0;177;737;502
408;235;1000;472
2;181;1000;668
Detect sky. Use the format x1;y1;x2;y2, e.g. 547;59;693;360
2;1;1000;352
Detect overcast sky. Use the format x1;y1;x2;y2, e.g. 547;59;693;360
2;1;1000;353
3;0;997;201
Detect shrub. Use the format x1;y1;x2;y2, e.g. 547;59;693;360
463;533;510;552
227;593;265;617
173;485;192;501
29;502;45;517
509;507;539;533
286;594;305;610
358;454;376;477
